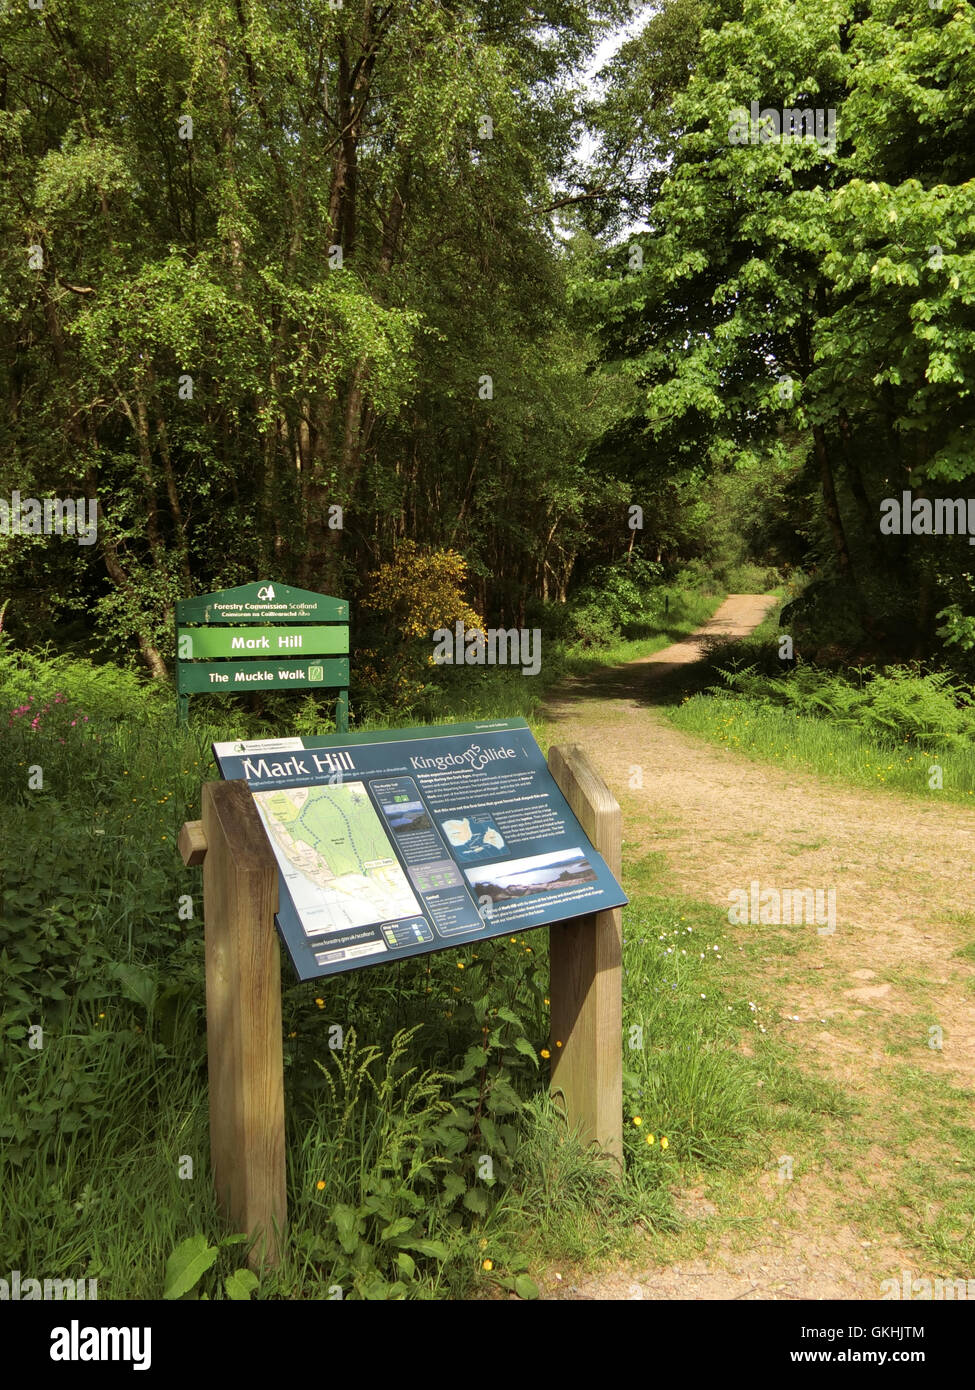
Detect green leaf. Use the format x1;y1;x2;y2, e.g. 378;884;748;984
400;1238;449;1260
109;962;158;1014
361;1279;408;1300
379;1216;414;1242
395;1251;417;1280
485;1077;523;1115
514;1274;540;1300
462;1186;490;1216
477;1115;500;1150
332;1203;361;1255
163;1234;219;1300
224;1268;259;1301
442;1173;466;1200
513;1036;538;1066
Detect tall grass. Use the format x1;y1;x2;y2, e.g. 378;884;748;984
672;693;975;802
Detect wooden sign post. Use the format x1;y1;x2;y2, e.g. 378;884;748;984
547;744;624;1169
178;744;623;1268
179;781;286;1270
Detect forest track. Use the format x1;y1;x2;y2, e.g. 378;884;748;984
536;595;975;1301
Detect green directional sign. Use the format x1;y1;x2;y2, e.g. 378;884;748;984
174;579;350;729
178;626;349;660
177;658;349;694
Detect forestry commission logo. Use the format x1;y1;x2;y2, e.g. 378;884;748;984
257;584;276;600
308;665;324;681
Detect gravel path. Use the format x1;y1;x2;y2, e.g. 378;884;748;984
536;595;975;1300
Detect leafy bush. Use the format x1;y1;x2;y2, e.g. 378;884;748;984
357;541;486;717
572;555;664;630
713;560;781;592
565;601;620;649
936;601;975;654
523;596;575;645
0;638;163;727
778;577;866;653
566;553;667;646
669;558;715;591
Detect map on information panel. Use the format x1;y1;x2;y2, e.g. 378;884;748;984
252;783;421;934
213;719;627;981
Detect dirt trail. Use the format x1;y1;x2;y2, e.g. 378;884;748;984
537;594;975;1301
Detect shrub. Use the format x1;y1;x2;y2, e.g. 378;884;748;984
0;638;162;727
707;660;975;748
565;602;620;649
357;541;485;717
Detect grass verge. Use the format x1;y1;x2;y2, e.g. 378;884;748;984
668;601;975;803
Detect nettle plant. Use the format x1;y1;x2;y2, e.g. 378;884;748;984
163;1233;259;1301
282;939;547;1299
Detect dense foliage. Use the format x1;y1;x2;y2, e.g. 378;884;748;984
583;0;975;661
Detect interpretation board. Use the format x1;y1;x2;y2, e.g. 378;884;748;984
175;580;349;729
213;717;627;980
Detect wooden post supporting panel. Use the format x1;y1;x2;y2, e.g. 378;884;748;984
547;745;623;1170
179;780;287;1269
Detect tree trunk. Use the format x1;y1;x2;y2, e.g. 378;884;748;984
813;424;855;584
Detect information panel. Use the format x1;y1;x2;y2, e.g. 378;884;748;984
213;718;627;980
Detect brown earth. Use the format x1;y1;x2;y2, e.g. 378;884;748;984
534;595;975;1300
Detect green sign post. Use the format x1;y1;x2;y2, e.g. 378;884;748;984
176;581;349;730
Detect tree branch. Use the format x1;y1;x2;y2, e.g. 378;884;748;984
529;188;611;215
